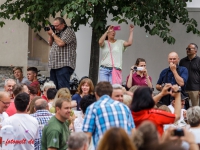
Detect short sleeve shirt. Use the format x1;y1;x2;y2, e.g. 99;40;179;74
100;40;126;69
17;77;31;85
82;95;135;148
157;66;188;89
48;27;77;69
126;72;152;87
41;116;70;150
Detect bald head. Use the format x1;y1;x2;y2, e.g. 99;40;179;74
34;99;48;111
168;52;179;65
0;91;11;113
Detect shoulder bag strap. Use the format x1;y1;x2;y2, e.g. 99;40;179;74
107;41;115;68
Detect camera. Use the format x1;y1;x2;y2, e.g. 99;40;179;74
44;25;56;32
173;128;184;136
133;66;144;71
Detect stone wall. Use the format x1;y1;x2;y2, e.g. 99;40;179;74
0;66;15;88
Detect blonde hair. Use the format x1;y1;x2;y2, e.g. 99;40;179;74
123;94;132;107
129;85;139;94
158;105;171;113
52;88;71;107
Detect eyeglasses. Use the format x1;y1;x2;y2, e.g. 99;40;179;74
0;99;11;105
186;48;195;51
54;24;61;28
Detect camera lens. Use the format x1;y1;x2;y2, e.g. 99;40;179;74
44;27;50;31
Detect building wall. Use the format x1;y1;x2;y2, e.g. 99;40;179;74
0;18;28;74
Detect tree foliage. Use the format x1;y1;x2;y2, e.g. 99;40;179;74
0;0;199;44
0;0;199;83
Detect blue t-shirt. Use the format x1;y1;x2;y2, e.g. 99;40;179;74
157;66;188;90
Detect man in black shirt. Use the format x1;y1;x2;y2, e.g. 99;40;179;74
179;43;200;106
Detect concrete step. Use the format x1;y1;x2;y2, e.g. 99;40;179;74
28;60;39;66
38;71;50;77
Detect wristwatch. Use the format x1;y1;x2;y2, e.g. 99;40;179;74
174;86;181;93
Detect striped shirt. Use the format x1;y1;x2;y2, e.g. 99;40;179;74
48;27;77;69
31;110;53;150
82;95;135;148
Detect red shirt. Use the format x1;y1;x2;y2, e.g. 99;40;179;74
30;80;41;96
41;95;48;102
126;72;152;87
132;109;175;135
6;102;16;116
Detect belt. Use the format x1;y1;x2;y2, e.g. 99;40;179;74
100;65;121;71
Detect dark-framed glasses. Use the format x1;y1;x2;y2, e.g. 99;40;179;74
0;99;11;105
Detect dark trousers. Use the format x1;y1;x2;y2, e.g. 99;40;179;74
50;66;74;90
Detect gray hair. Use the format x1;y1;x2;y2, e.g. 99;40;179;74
187;106;200;127
112;84;123;90
42;81;56;91
4;79;16;86
34;99;48;110
68;132;89;150
190;43;198;50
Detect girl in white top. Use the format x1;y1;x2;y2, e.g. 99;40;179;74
98;25;134;84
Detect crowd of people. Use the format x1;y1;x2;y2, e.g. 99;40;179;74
0;16;199;150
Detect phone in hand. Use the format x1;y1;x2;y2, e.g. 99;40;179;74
113;26;121;31
173;128;184;136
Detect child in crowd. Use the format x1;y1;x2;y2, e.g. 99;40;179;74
46;88;57;110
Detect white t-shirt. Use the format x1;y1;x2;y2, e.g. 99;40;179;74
190;128;200;143
100;40;126;69
2;114;39;150
168;105;186;121
74;115;84;132
0;112;9;124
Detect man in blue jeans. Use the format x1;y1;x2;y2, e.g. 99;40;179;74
47;17;77;89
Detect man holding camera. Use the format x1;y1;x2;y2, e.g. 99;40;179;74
47;17;77;89
156;52;188;105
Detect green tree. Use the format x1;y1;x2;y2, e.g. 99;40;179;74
0;0;199;84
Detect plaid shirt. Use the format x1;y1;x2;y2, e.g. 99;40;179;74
48;27;77;69
82;95;135;148
30;110;53;150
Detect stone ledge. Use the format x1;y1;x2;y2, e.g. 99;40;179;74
0;66;15;88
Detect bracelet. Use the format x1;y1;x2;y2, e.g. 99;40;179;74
52;33;55;37
106;30;109;34
130;68;133;70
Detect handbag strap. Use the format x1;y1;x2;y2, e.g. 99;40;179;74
107;41;115;68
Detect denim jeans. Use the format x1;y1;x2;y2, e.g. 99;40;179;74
50;66;74;90
99;67;112;84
